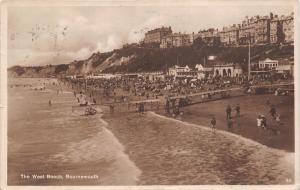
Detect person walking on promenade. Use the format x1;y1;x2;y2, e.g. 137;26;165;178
235;104;240;117
210;116;216;133
226;104;232;119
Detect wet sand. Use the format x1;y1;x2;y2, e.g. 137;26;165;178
169;94;295;152
103;111;294;185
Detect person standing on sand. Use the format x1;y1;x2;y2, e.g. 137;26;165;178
227;117;233;131
110;104;115;114
210;116;216;133
261;115;267;130
138;103;144;114
226;105;232;119
173;106;180;118
165;99;170;114
128;103;131;111
257;115;263;134
235;104;240;117
48;100;52;106
266;98;271;106
269;105;277;119
275;113;281;128
141;103;145;113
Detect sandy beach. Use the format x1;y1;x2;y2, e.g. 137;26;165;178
172;94;295;152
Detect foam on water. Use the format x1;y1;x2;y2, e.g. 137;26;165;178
50;113;142;184
98;115;142;183
149;111;288;153
148;111;294;183
8;78;141;185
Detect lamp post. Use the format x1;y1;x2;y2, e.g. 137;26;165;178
248;35;251;80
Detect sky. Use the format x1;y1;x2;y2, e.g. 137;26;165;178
7;4;294;67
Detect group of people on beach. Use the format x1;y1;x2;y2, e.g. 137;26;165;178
256;101;282;135
209;104;241;133
164;96;190;118
209;100;283;136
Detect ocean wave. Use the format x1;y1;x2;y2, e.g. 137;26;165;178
147;111;294;184
149;111;289;155
49;113;141;184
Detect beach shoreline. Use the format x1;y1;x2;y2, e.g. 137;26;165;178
161;93;295;152
7;77;295;185
66;75;295;184
7;78;141;185
63;76;295;184
102;110;294;185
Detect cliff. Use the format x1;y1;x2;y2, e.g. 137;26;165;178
8;43;294;77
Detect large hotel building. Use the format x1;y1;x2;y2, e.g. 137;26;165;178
143;12;294;48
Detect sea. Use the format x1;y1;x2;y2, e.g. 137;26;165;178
7;78;141;185
7;77;294;185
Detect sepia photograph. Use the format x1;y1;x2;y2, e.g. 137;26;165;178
0;0;298;188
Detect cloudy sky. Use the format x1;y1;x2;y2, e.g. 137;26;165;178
7;4;294;67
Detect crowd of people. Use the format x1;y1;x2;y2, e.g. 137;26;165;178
206;100;283;137
63;74;251;105
60;73;291;138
